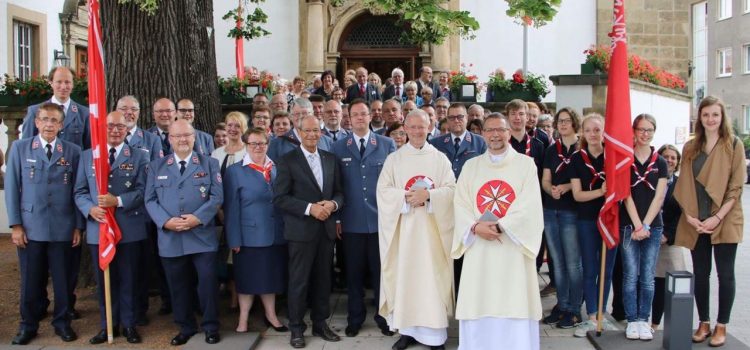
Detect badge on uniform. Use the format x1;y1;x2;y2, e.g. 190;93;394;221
167;157;174;165
125;181;132;188
32;141;40;149
57;157;70;166
57;144;63;153
137;130;144;138
123;148;130;157
193;172;207;178
29;165;35;179
466;133;472;142
370;138;377;146
216;173;222;184
63;172;70;185
199;186;207;198
347;138;353;146
157;175;168;180
120;163;134;171
192;155;199;164
342;157;352;162
71;104;78;113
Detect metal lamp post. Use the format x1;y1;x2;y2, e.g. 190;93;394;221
663;270;694;350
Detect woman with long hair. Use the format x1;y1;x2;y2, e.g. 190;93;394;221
541;107;583;329
569;113;617;337
620;114;668;341
674;96;746;347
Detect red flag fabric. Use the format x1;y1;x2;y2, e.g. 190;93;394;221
235;1;245;80
597;0;634;249
88;0;122;270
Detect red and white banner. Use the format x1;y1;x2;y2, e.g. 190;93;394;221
88;0;122;270
598;0;634;249
235;0;245;80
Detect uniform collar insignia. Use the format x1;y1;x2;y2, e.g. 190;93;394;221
32;141;40;149
192;155;199;164
70;104;78;113
167;157;174;165
370;137;377;145
57;143;63;153
347;138;353;146
466;133;472;142
137;130;144;138
123;147;130;157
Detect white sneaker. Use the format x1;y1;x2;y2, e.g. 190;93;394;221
638;321;654;341
625;322;639;339
574;320;597;338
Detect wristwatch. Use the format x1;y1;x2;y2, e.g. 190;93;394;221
642;223;651;232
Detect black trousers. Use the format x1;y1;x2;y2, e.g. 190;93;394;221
343;232;387;329
610;248;625;320
18;240;72;332
89;242;141;329
161;252;219;335
692;235;737;324
652;277;666;325
287;228;334;333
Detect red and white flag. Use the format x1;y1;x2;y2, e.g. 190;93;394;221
235;0;245;80
88;0;122;270
597;0;634;249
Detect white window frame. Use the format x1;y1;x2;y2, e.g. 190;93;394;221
744;105;750;133
718;0;733;19
744;44;750;74
717;47;733;77
745;0;750;14
13;20;33;81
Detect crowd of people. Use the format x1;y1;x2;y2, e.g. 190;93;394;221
5;64;745;350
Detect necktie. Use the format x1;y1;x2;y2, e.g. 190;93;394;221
179;160;186;175
331;131;338;142
162;132;171;153
45;144;52;160
454;137;461;153
396;86;400;96
308;154;323;189
109;147;116;165
360;84;365;96
359;138;366;157
125;131;131;145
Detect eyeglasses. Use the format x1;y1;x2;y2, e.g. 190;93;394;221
107;123;127;131
557;118;573;125
177;108;194;114
390;131;406;137
254;116;270;120
38;117;62;124
635;128;655;134
446;115;466;121
169;133;194;139
117;107;140;113
247;142;268;148
155;109;175;114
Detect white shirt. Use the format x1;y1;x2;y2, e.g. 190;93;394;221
39;136;57;153
450;130;468;145
127;125;139;143
50;95;71;114
353;131;371;153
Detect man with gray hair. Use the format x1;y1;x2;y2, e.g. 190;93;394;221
467;104;485;122
382;68;406;101
268;98;333;162
416;66;440;103
377;110;456;350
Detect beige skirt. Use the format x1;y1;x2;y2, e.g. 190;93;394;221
655;244;689;278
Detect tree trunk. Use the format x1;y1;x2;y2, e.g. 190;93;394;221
101;0;221;132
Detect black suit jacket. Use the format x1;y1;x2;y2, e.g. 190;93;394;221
273;147;344;241
381;84;405;101
345;83;381;104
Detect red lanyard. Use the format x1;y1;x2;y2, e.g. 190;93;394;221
554;140;575;174
578;148;605;190
631;148;658;191
523;134;531;156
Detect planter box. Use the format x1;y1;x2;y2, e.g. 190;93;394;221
490;89;540;102
220;94;246;105
0;95;27;107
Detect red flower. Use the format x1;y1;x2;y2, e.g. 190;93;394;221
512;73;525;84
261;80;268;89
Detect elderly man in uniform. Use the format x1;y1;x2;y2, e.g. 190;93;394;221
21;66;90;320
7;103;83;345
332;99;396;338
177;98;215;156
148;97;177;155
145;119;223;345
74;111;149;344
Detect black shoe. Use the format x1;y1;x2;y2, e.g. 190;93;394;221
55;327;78;342
264;317;289;332
123;327;142;344
375;315;395;336
67;309;81;320
89;328;120;344
430;345;446;350
11;330;37;345
543;304;564;325
312;325;341;342
136;315;150;326
290;330;305;348
158;305;172;315
170;332;194;346
205;332;220;344
392;335;416;350
345;325;360;337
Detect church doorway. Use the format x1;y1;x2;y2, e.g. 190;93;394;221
337;15;422;83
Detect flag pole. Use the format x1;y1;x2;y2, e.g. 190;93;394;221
104;267;114;343
596;240;606;336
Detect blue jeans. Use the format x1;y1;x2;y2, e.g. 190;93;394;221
620;225;663;322
543;209;583;313
578;220;618;316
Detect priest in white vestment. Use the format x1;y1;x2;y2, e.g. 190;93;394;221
451;114;544;350
377;110;455;350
